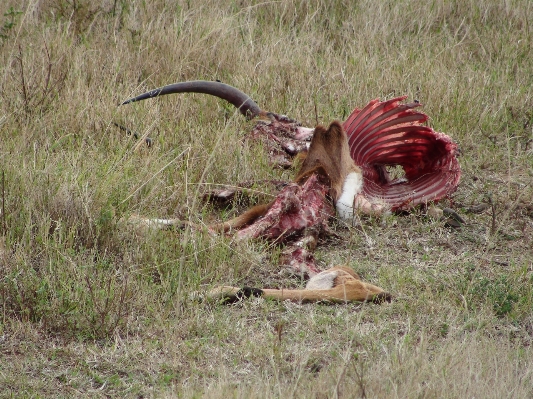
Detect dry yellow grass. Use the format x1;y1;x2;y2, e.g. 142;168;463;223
1;0;532;397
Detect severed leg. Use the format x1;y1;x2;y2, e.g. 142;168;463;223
126;202;271;233
207;266;391;304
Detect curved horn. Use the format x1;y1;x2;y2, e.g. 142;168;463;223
121;80;262;119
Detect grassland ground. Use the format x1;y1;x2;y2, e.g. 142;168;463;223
0;0;532;397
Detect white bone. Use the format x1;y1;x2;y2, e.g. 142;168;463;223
336;171;363;220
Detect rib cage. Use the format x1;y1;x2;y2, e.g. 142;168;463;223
343;96;460;210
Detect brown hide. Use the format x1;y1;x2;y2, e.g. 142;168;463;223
295;121;361;203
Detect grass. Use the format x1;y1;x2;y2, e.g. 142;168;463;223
1;0;532;397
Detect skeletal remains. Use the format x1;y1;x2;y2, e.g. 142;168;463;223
121;81;461;304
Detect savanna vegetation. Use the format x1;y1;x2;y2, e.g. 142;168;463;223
1;0;532;397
